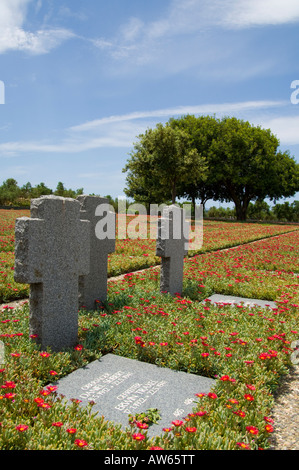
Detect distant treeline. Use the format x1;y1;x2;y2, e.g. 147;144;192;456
1;178;298;223
205;200;299;223
0;179;84;207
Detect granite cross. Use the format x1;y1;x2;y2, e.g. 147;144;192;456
77;195;116;311
156;205;189;295
14;196;90;352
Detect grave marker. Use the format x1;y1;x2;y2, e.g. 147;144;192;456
14;196;90;352
55;354;215;437
156;205;189;295
77;195;116;310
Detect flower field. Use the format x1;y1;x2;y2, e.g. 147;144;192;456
0;209;298;303
0;209;298;450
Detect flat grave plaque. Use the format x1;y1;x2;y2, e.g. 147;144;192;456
206;294;277;309
55;354;215;437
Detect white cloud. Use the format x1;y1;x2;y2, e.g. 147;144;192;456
70;100;286;132
0;0;74;54
258;115;299;145
0;99;289;157
94;0;299;66
223;0;299;28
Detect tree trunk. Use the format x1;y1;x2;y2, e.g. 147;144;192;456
171;182;176;204
191;195;196;218
234;200;249;221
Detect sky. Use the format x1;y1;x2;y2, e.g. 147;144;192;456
0;0;299;207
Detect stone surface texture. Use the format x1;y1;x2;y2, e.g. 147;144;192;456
77;195;115;310
156;205;189;295
14;196;90;351
54;353;214;437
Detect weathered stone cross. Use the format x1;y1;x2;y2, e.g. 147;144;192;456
156;205;189;295
14;196;90;352
77;195;116;310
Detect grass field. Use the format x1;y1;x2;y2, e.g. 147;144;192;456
0;209;298;450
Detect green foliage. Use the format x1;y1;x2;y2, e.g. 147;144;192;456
128;408;161;427
0;226;298;450
123;122;208;204
0;179;84;207
124;114;299;220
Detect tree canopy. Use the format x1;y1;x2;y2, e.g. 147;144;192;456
123;122;208;205
123;115;299;220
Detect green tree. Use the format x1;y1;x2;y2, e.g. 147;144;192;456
55;181;65;196
208;117;299;220
272;201;297;221
32;182;53;198
123;122;207;204
0;178;21;205
169;115;219;212
247;200;272;220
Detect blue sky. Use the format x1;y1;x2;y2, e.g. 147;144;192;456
0;0;299;206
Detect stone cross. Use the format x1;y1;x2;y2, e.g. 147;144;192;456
14;196;90;352
156;205;189;295
77;195;116;310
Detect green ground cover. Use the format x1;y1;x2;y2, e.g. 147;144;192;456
0;210;298;450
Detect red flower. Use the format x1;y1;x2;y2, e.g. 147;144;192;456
265;424;274;433
66;428;77;434
233;410;246;418
16;424;29;432
244;394;254;401
246;384;256;391
37;402;51;409
1;381;16;389
40;351;51;358
52;421;63;427
172;420;184;426
185;427;197;433
220;375;230;381
136;422;148;429
34;397;44;404
132;433;145;441
11;352;21;358
259;352;271;360
264;416;274;424
246;425;259;435
74;439;88;448
134;336;145;346
208;392;217;399
74;344;83;351
236;442;251;450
